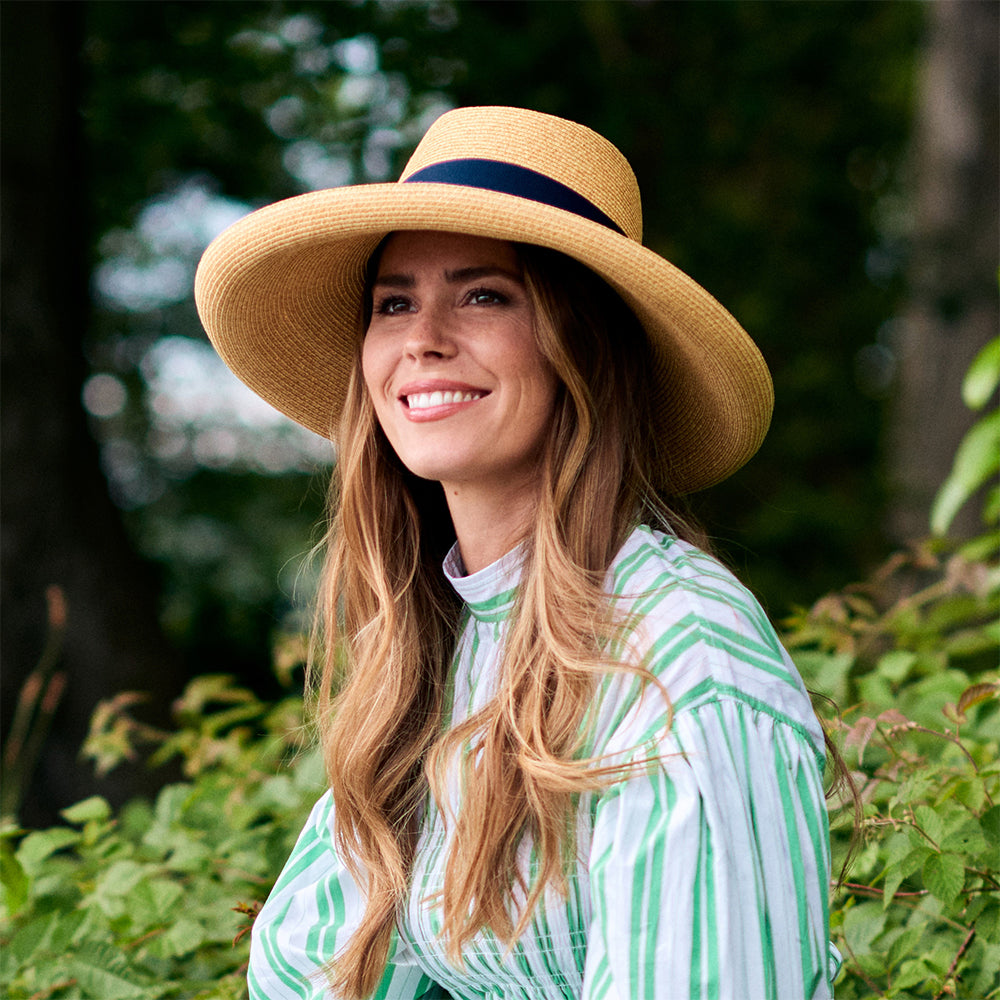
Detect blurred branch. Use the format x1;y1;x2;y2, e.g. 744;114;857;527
1;586;68;821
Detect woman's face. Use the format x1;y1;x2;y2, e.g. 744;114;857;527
362;231;559;498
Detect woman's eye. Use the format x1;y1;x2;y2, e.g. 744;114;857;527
374;295;412;316
465;287;508;306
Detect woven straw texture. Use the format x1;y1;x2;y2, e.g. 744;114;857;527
194;106;773;494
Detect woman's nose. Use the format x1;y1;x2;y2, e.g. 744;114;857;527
403;304;457;360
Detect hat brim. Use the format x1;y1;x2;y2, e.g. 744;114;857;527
194;182;773;494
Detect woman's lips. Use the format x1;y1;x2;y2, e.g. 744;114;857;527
406;389;484;411
397;382;491;421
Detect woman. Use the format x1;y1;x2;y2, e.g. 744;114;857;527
196;107;838;999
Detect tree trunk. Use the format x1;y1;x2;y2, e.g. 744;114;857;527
1;1;184;827
888;0;999;543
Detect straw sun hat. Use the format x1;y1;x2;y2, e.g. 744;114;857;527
195;106;772;494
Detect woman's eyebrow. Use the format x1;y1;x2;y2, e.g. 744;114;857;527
445;265;523;284
372;272;415;288
372;265;523;288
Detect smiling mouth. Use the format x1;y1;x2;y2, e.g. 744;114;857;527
403;390;488;411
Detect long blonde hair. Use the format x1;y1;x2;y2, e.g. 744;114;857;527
312;243;705;998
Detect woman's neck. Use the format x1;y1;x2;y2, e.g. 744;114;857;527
442;476;538;575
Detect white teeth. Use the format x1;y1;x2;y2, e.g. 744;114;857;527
406;390;482;410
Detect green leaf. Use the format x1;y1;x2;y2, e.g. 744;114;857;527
886;924;924;971
895;843;933;882
952;777;986;812
843;901;886;957
4;911;67;971
172;674;255;717
945;628;1000;658
877;650;917;683
972;896;1000;943
940;819;988;856
914;804;944;846
985;483;1000;523
882;862;908;910
931;409;1000;535
922;852;965;905
152;783;192;826
966;939;1000;998
982;804;1000;849
0;836;29;917
128;877;184;928
891;954;935;992
881;834;917;909
16;826;82;871
958;527;1000;561
61;796;113;825
187;975;249;1000
92;859;147;916
163;833;212;873
883;831;913;867
857;671;894;709
793;650;854;702
962;336;1000;410
66;944;151;999
147;915;207;959
5;910;89;980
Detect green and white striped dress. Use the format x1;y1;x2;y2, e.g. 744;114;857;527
249;526;838;999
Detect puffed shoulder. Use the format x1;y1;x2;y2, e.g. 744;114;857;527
584;696;835;1000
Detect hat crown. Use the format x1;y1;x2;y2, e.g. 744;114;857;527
399;106;643;243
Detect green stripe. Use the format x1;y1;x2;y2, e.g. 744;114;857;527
643;770;669;1000
259;897;310;996
689;805;714;1000
703;818;719;1000
791;731;830;996
670;681;825;764
627;783;656;995
568;871;588;977
586;951;612;998
466;585;518;621
773;736;813;992
734;707;775;1000
697;623;795;685
610;542;660;593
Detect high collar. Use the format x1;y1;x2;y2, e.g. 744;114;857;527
442;541;525;622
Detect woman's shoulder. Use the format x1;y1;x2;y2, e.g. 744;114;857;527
609;524;752;604
608;525;778;649
600;525;823;750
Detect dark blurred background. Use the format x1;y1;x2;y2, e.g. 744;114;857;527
3;0;996;826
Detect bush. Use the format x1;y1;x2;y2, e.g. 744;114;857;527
3;547;995;1000
0;672;323;1000
788;537;999;998
789;336;1000;998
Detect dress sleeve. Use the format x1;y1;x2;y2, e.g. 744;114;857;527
581;698;838;1000
248;790;442;1000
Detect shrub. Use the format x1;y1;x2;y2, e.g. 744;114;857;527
0;672;323;1000
788;537;999;999
788;336;1000;998
3;548;995;1000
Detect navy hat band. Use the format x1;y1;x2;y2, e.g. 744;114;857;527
403;158;626;237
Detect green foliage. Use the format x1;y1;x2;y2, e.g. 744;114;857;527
0;670;323;1000
931;336;1000;541
4;554;995;999
787;537;999;998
